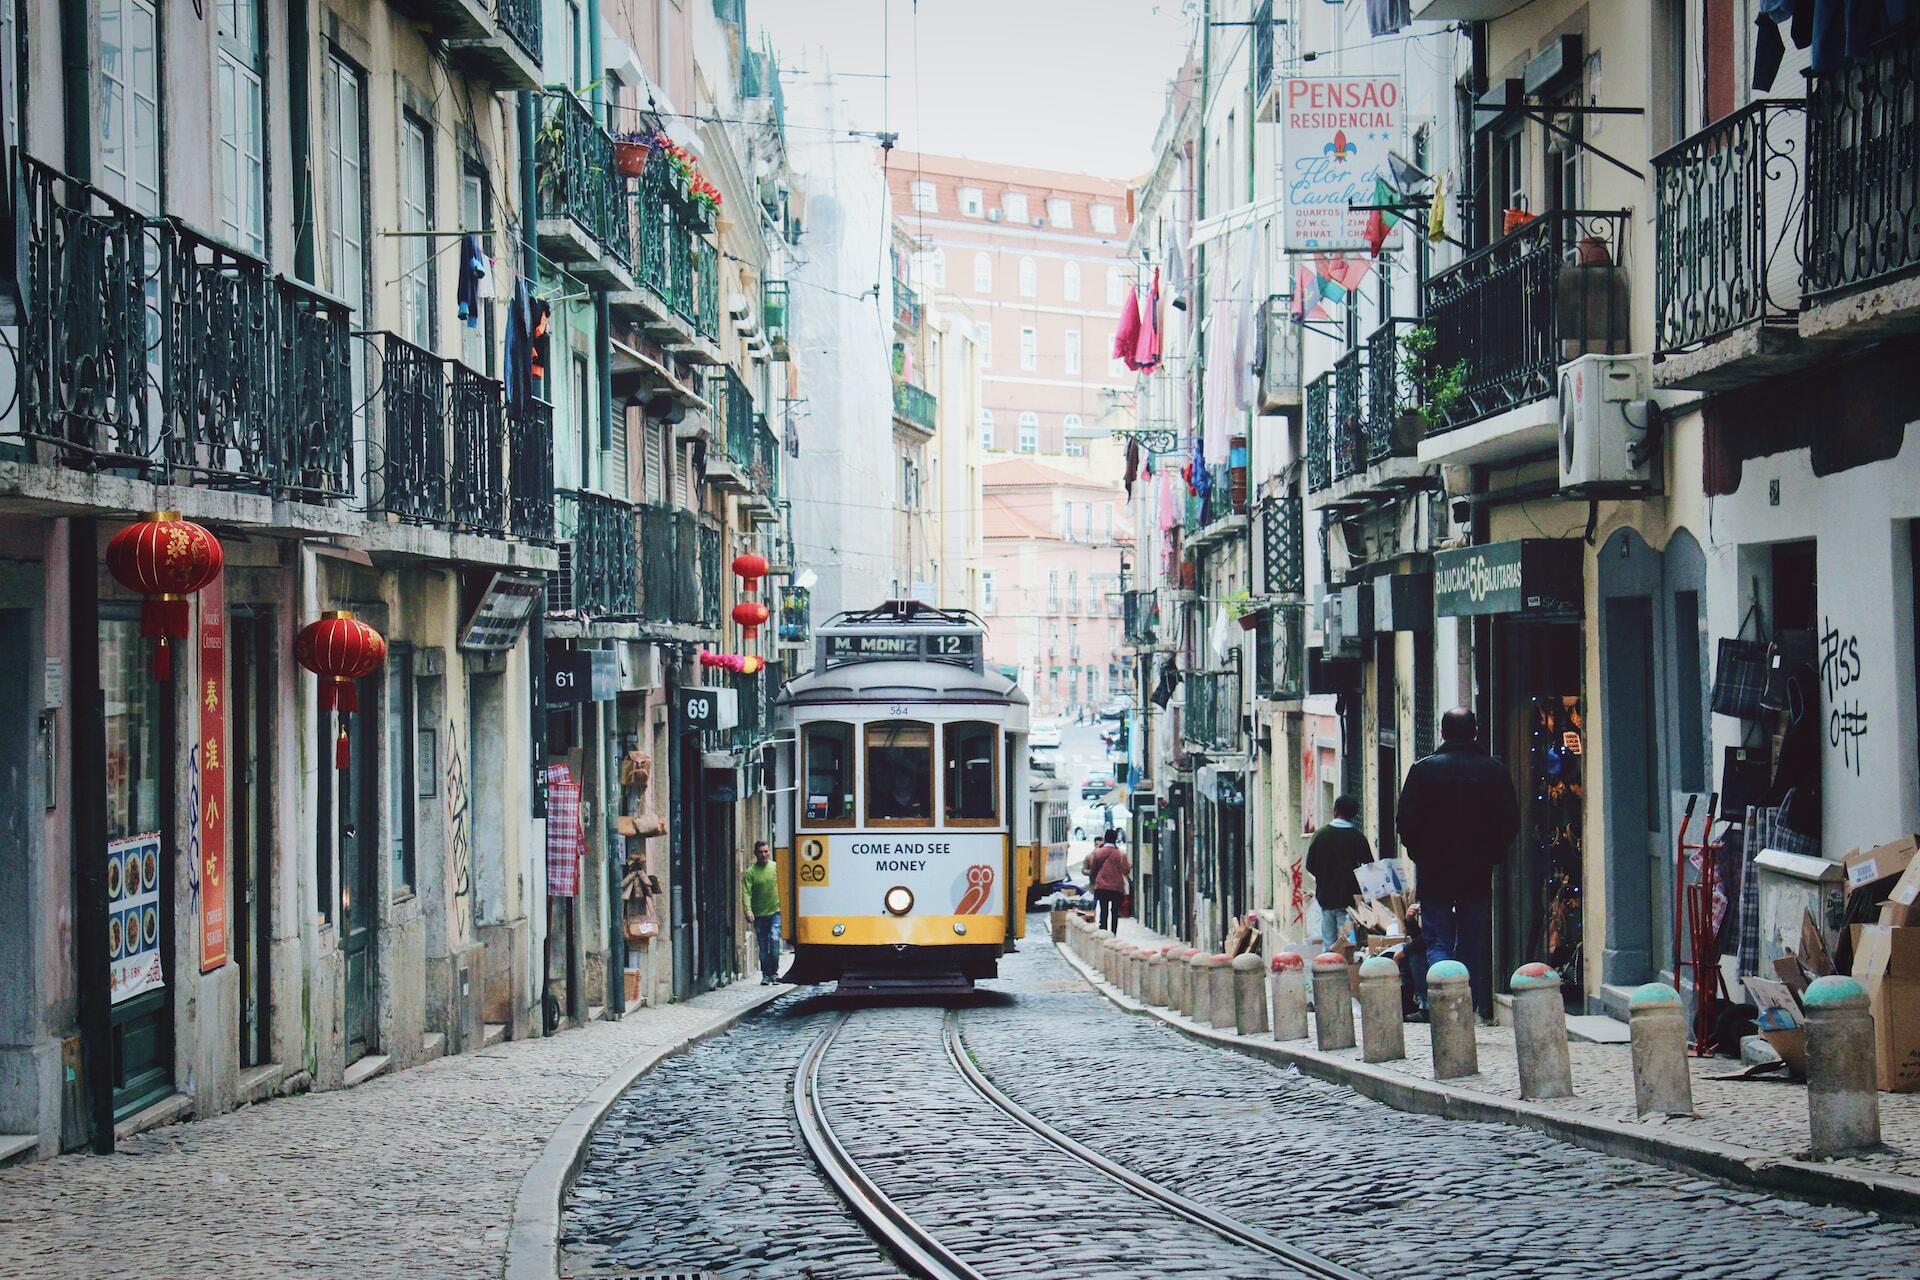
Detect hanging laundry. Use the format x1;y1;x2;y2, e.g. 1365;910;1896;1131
1366;0;1411;37
1124;437;1141;498
504;277;532;414
1428;173;1448;245
1113;285;1142;365
1133;267;1162;372
1166;216;1190;311
1157;465;1178;532
1232;228;1261;413
545;763;584;898
477;253;498;299
1754;11;1788;90
530;297;552;389
457;234;488;329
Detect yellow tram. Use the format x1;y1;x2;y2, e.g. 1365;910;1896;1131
774;601;1033;993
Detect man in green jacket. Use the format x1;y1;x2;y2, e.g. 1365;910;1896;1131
741;841;783;984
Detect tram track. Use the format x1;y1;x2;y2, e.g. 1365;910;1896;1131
792;1006;1370;1280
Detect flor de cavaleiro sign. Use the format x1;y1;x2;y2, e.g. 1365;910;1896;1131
1280;75;1403;253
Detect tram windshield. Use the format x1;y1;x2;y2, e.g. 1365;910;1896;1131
944;722;999;824
802;723;854;825
865;721;933;823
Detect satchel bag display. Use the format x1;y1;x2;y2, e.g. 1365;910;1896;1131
1710;602;1767;720
1719;746;1772;814
1760;628;1815;713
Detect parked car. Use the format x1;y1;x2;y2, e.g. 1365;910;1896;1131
1098;700;1129;721
1081;771;1116;800
1030;721;1062;750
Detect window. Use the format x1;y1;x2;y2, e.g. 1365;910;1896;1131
1047;197;1073;228
975;320;992;367
1063;412;1082;436
1063;261;1080;301
325;52;368;414
1047;570;1060;609
1003;190;1029;222
1067;571;1079;610
1018;256;1037;298
400;114;435;348
1064;330;1081;374
927;248;946;288
216;0;266;255
801;723;855;826
960;186;983;216
1064;413;1083;456
566;0;586;88
981;570;997;612
973;252;993;292
910;179;937;212
1019;412;1038;453
461;167;494;374
864;721;933;824
387;648;416;894
1065;440;1084;457
944;722;1000;824
979;409;995;449
571;353;591;485
98;0;160;214
1091;203;1116;233
1107;267;1126;305
1019;327;1037;370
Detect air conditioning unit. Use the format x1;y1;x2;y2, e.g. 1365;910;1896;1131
1557;354;1656;494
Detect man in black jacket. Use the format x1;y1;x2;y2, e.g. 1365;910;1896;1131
1396;708;1520;1020
1305;795;1373;949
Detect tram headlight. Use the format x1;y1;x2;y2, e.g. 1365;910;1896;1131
952;921;967;936
884;885;914;916
831;923;846;937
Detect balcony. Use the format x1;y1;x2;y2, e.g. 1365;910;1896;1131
393;0;540;87
1122;589;1159;648
507;398;556;540
705;369;753;491
1330;347;1367;484
1305;374;1331;494
1251;0;1275;117
1181;669;1242;753
1802;26;1920;340
745;414;783;520
535;90;633;287
764;279;791;360
447;363;507;534
892;379;937;434
1258;296;1302;411
1256;494;1304;598
1419;209;1630;464
893;278;922;333
550;490;639;619
615;149;722;363
638;503;722;629
14;163;355;504
713;661;782;753
1653;99;1814;388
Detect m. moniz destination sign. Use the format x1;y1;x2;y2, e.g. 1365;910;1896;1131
823;631;981;669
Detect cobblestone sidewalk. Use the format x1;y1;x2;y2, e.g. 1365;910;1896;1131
1091;918;1920;1205
0;983;780;1280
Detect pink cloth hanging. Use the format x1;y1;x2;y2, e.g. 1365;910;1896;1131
1133;267;1162;372
1112;286;1142;365
1157;467;1178;532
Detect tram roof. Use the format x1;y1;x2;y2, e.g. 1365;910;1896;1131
781;659;1026;707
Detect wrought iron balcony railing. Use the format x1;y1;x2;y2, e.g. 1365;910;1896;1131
1331;346;1366;483
1252;0;1275;105
1181;668;1242;753
893;278;922;332
493;0;541;62
1421;209;1631;433
1805;26;1920;303
749;414;781;498
698;518;722;621
1654;98;1808;353
637;504;723;626
695;236;720;339
1271;601;1307;702
1258;494;1304;598
1363;317;1423;466
448;363;507;534
376;332;449;524
714;368;755;468
507;397;556;540
1305;373;1331;493
892;379;937;432
554;489;639;618
634;151;676;300
1122;589;1158;647
716;661;782;752
536;89;632;268
764;279;790;358
17;160;355;500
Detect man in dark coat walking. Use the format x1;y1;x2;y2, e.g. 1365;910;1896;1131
1396;708;1520;1020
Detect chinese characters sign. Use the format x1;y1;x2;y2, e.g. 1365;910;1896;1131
109;832;165;1003
1280;75;1403;252
199;579;228;971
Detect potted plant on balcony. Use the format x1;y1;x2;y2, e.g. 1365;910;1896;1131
612;132;653;178
658;135;695;200
1224;589;1265;631
688;175;722;232
1397;323;1469;440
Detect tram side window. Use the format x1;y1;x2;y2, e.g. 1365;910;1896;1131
944;721;999;824
802;723;855;826
865;721;933;824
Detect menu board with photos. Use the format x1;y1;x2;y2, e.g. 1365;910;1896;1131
109;832;165;1004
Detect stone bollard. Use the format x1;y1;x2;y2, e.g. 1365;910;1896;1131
1127;947;1146;1000
1183;950;1208;1018
1357;955;1406;1063
1145;948;1167;1006
1232;954;1269;1036
1310;953;1356;1051
1091;929;1113;981
1804;975;1881;1156
1511;963;1574;1100
1427;960;1479;1080
1270;954;1310;1042
1628;983;1694;1118
1206;954;1236;1029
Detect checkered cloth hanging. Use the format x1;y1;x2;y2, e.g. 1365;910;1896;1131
546;764;584;897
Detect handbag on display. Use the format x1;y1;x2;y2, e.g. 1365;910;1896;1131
1719;746;1773;814
1710;602;1767;720
1760;629;1816;713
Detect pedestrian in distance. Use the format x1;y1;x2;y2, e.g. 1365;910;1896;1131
1305;794;1373;950
1088;828;1131;933
741;840;783;985
1395;708;1520;1021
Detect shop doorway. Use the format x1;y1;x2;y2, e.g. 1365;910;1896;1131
670;730;697;1001
331;677;379;1065
698;767;738;991
101;605;174;1118
1376;634;1399;860
229;610;273;1068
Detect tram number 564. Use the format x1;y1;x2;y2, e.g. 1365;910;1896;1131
798;837;830;886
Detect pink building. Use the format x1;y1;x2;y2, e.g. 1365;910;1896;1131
979;459;1134;719
885;154;1134;465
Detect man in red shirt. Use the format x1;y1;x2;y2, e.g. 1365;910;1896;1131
1088;829;1132;933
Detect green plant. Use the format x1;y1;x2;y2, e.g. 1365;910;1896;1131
1398;323;1469;428
1222;588;1257;619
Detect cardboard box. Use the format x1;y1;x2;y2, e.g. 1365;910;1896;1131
1849;924;1920;1092
1879;855;1920;928
623;969;642;1005
1845;836;1920;901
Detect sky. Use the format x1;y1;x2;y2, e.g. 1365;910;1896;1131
754;0;1196;182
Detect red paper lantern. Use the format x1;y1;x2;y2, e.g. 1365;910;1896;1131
731;553;769;594
296;610;388;769
104;512;224;682
732;599;770;641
